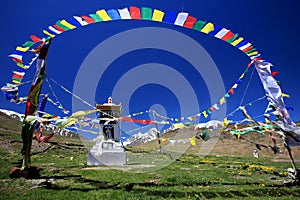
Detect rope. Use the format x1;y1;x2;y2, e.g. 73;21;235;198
221;95;267;121
121;124;153;135
239;66;255;106
48;77;95;109
47;77;124;121
45;78;70;115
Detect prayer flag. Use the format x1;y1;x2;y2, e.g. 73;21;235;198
73;16;88;26
214;28;230;39
48;26;62;34
118;7;131;19
163;11;177;24
107;9;121;20
81;16;95;24
193;20;206;31
201;22;214;34
22;41;35;47
60;19;77;29
152;9;164;22
202;110;208;118
129;6;141;19
43;30;55;38
16;46;29;52
220;97;226;105
231;37;244;46
189;137;197;146
141;7;152;20
184;16;197;28
96;9;112;21
89;14;102;22
174;12;189;26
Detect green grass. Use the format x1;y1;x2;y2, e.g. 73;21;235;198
1;114;300;199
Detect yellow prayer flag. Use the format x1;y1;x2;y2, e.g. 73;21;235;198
12;79;21;84
152;9;164;22
60;20;76;29
43;30;55;38
161;138;167;144
282;93;290;98
17;63;28;70
64;118;78;128
189;137;197;146
200;22;214;34
202;110;208;118
16;46;29;52
239;73;245;79
264;116;271;124
223;118;229;127
71;109;98;119
220;97;226;105
247;51;259;57
96;9;112;21
173;123;185;129
231;37;244;46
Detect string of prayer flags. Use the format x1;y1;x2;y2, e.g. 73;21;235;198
3;5;293;130
5;5;264;90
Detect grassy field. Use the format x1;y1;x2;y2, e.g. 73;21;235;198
1;113;300;199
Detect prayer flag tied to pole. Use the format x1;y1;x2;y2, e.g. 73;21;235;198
254;60;294;126
21;39;52;170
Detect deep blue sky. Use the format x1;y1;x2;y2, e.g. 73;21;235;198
1;0;300;137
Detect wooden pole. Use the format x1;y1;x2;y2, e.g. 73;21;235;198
152;111;162;153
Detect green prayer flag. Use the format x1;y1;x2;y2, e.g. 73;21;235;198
12;77;22;83
89;14;103;22
17;62;25;68
193;20;206;31
200;130;210;141
226;33;239;43
56;20;70;31
22;41;35;48
141;7;152;20
245;48;257;55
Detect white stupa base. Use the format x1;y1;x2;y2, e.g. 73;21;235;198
87;139;127;166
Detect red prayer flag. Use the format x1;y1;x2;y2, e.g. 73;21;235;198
221;31;235;41
242;46;254;53
81;16;95;24
12;74;23;79
30;35;41;43
184;16;197;28
53;24;66;32
12;57;23;64
271;71;279;77
130;6;141;19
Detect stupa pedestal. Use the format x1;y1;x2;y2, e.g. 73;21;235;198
87;97;127;166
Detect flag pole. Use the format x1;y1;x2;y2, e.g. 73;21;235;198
152;111;162;153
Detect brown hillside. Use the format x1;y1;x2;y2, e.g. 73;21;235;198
130;125;300;161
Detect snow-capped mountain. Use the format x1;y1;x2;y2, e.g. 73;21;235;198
161;120;224;133
0;108;78;138
194;120;224;129
122;120;224;146
123;128;158;146
0;108;24;121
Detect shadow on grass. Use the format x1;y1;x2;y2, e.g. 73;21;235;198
28;173;300;198
129;185;300;199
39;174;120;191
